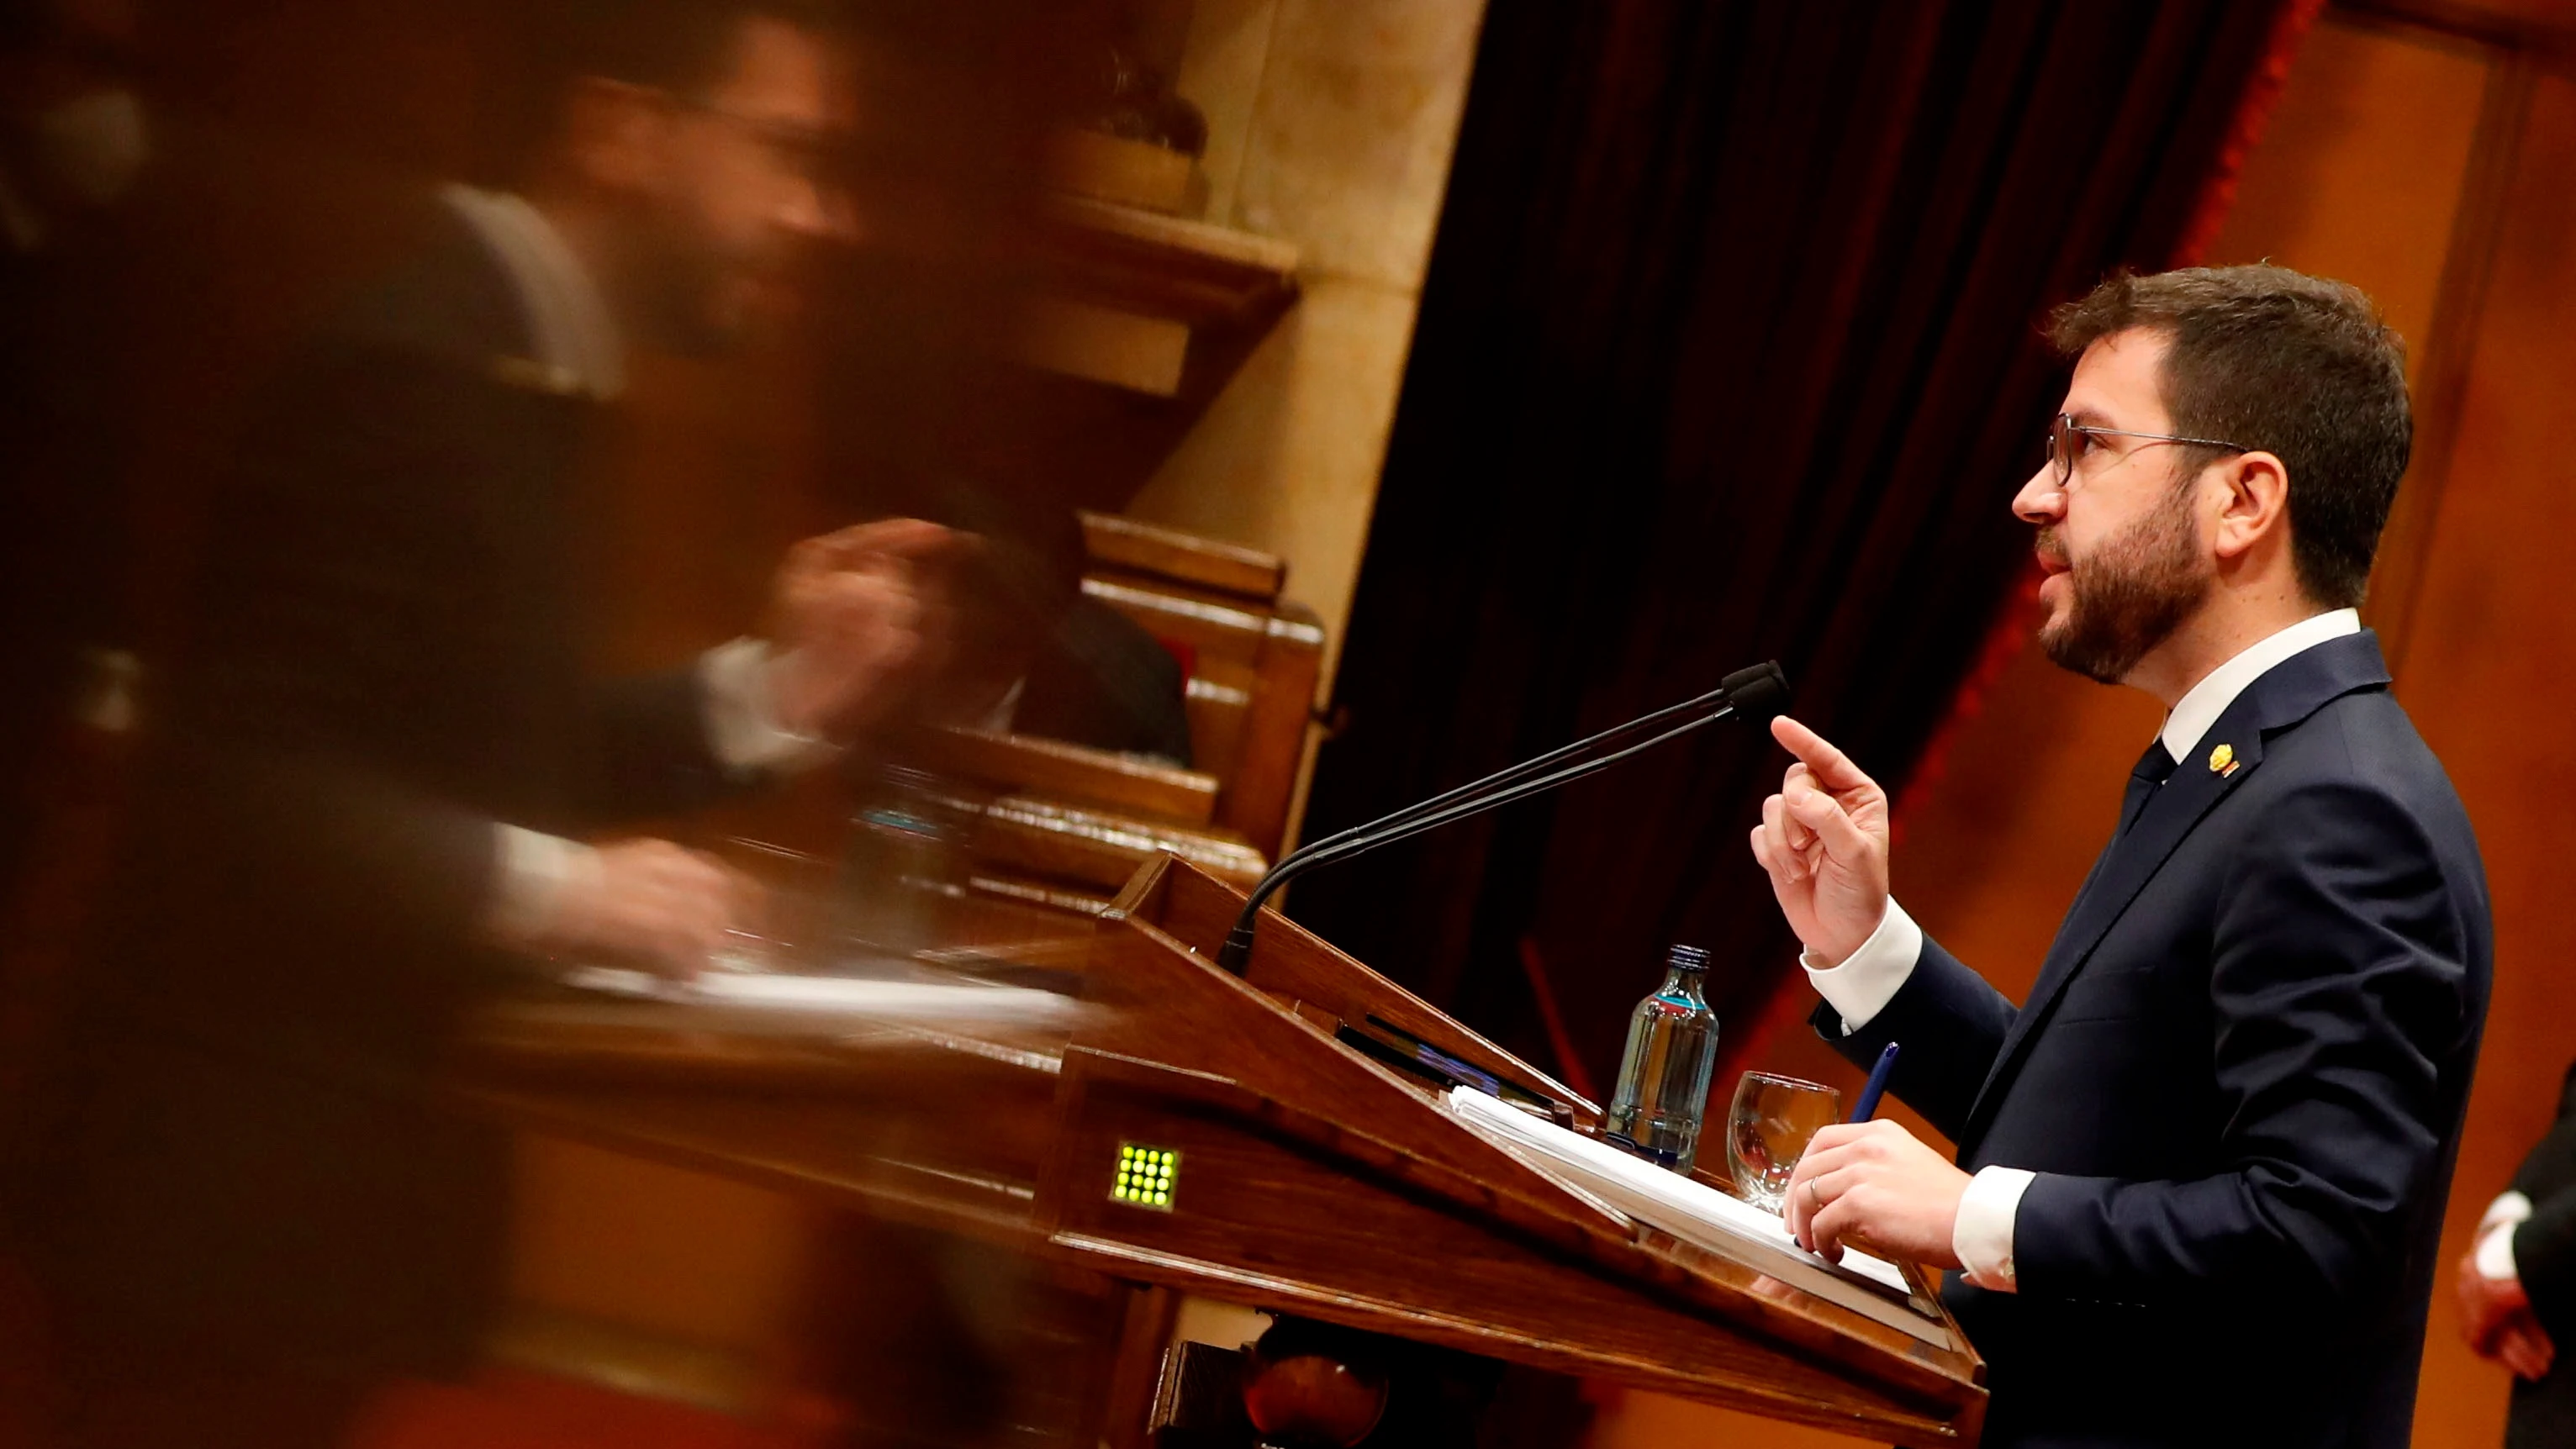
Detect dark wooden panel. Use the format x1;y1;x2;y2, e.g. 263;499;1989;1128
1039;1065;1980;1446
1081;576;1276;667
1078;863;1981;1411
1074;539;1324;861
916;724;1222;825
974;796;1266;890
453;855;1987;1444
1079;509;1288;600
1224;605;1326;858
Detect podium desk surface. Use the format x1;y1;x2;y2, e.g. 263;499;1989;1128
454;856;1984;1447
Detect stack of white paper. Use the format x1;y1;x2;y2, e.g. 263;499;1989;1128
1444;1088;1950;1345
557;966;1090;1034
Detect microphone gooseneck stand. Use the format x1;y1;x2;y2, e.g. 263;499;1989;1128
1211;661;1791;976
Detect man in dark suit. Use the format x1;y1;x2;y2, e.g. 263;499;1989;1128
1751;265;2490;1447
26;3;958;1445
2456;1059;2576;1446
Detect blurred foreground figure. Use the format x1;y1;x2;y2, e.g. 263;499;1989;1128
0;0;156;893
26;3;958;1444
2457;1057;2576;1446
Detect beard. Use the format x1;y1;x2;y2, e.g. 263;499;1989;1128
2035;485;2210;684
644;241;757;357
636;208;785;359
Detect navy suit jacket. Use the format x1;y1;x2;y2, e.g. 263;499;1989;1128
1818;631;2489;1448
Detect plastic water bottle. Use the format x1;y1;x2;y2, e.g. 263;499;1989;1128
1605;944;1721;1170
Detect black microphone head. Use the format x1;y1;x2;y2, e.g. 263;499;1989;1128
1720;661;1792;724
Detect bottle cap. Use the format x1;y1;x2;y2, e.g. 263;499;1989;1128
1667;944;1710;972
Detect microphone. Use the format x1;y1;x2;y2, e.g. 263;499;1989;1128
1211;661;1791;976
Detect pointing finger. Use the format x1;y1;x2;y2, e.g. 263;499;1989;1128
1771;716;1881;797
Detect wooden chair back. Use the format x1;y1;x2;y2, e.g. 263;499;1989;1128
1073;511;1322;861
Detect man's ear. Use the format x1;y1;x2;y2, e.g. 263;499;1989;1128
556;77;668;195
2210;449;2290;566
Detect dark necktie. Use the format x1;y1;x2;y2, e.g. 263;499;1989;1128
2119;736;2179;836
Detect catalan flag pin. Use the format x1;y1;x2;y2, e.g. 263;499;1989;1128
2209;742;2238;777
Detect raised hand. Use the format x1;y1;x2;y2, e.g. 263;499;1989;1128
788;517;961;574
2457;1246;2558;1381
767;519;970;740
2498;1316;2558;1383
1748;715;1892;966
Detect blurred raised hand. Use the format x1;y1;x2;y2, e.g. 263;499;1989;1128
767;518;972;740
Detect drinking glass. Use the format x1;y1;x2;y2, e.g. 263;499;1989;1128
1727;1072;1842;1212
708;836;828;974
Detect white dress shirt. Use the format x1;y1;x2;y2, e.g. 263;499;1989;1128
445;186;835;947
2476;1191;2532;1283
1802;608;2362;1291
439;182;627;401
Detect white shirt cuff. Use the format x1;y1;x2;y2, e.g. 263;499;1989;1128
2477;1190;2534;1283
486;824;600;947
699;636;837;775
1801;898;1924;1035
1953;1165;2035;1293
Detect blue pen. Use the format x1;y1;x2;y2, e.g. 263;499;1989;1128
1851;1041;1899;1122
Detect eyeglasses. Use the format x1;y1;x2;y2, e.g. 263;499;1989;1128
2045;413;2248;488
674;97;848;187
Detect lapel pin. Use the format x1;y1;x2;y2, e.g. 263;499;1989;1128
2209;742;2238;777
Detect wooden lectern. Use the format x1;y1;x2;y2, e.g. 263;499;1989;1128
466;854;1985;1446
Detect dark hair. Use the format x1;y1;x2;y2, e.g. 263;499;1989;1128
486;0;839;177
557;0;840;98
2048;264;2410;609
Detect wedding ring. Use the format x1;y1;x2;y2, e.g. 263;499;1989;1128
1806;1178;1821;1211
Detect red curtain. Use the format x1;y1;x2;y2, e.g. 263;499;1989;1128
1293;0;2319;1090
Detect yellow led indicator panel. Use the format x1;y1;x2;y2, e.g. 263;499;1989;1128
1111;1143;1178;1210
